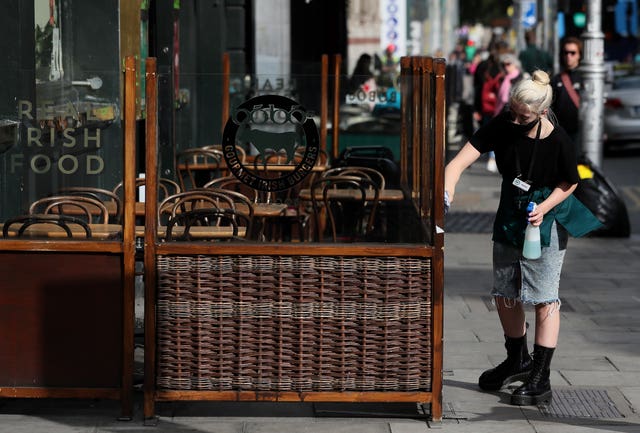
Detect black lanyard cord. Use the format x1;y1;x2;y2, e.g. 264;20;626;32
514;120;542;182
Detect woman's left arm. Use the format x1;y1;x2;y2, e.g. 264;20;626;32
528;181;578;226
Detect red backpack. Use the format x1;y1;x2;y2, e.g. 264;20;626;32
481;72;504;115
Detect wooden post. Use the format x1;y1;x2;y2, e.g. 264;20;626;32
332;54;342;161
221;52;230;134
430;57;447;423
121;55;137;420
400;57;410;186
320;54;328;153
143;57;159;422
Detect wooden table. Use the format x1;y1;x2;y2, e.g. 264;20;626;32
104;201;287;218
177;163;328;173
1;223;244;240
298;188;405;202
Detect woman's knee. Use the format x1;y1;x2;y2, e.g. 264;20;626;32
493;295;522;310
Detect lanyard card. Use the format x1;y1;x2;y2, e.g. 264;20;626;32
513;177;531;192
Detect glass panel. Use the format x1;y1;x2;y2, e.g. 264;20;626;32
1;0;124;241
1;5;437;245
156;57;432;245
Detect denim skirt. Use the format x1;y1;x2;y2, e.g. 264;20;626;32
491;221;566;305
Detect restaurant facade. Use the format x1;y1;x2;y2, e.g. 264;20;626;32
0;0;446;424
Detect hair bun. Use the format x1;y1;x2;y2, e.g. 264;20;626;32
532;70;550;86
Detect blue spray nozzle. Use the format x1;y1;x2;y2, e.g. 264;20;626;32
527;202;536;213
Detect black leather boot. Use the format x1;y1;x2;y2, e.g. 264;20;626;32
510;344;555;406
478;334;533;391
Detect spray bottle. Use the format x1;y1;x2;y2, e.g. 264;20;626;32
522;201;541;260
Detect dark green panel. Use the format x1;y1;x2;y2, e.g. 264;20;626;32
172;0;251;159
0;1;35;219
226;7;246;48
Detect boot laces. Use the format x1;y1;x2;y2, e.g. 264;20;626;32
527;351;547;383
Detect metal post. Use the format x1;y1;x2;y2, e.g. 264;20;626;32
580;0;606;167
513;0;523;52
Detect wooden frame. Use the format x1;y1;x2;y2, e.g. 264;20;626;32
0;57;138;419
142;56;446;422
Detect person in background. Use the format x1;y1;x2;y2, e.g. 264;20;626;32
347;53;378;111
446;45;468;143
445;70;601;407
473;39;510;173
378;44;400;88
493;53;526;117
474;40;509;124
518;30;553;75
551;37;583;146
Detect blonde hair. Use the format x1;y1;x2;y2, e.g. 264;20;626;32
509;70;554;115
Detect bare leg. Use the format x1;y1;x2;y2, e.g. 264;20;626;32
534;301;560;347
495;296;527;338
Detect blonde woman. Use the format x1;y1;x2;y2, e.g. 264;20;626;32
444;70;601;406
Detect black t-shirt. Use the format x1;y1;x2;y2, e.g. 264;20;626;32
470;111;580;189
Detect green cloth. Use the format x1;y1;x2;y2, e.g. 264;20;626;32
493;184;603;248
518;44;553;75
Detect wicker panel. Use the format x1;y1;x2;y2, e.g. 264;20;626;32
156;255;432;392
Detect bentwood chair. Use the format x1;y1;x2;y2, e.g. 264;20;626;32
158;189;255;239
113;177;181;203
59;186;123;223
164;207;250;242
158;190;234;224
310;175;380;242
204;176;260;203
176;148;224;191
2;214;92;238
199;185;257;239
322;166;386;190
202;144;247;164
29;195;110;225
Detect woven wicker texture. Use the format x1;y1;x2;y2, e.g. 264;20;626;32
156;255;432;392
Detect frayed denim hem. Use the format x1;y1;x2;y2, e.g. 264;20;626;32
490;294;520;308
490;293;562;312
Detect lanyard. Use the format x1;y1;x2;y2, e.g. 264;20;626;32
514;120;542;183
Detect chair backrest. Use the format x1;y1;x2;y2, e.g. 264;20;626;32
3;214;92;238
176;147;224;190
333;146;401;189
113;177;181;203
164;207;250;242
252;148;303;171
202;144;247;164
204;176;260;203
158;189;237;226
322;166;386;190
29;195;110;224
310;175;380;242
200;186;256;238
59;187;122;223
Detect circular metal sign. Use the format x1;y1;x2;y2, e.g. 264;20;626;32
222;95;319;192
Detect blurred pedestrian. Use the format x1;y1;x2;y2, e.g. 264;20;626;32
473;39;510;172
518;30;553;75
493;53;526;117
551;37;583;145
378;44;400;88
347;53;378;111
474;39;509;125
446;44;468;143
445;70;602;407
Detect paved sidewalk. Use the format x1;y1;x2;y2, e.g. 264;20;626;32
1;162;639;432
441;159;640;432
